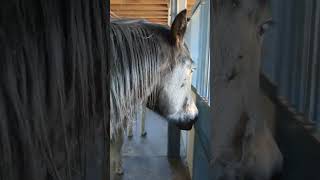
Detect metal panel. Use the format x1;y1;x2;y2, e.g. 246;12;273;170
290;0;306;107
193;133;213;180
308;0;320;122
192;89;214;180
185;0;210;105
298;0;314;113
313;1;320;125
261;0;320;125
316;59;320;126
186;1;213;179
279;0;294;98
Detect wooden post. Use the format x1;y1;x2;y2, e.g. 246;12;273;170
167;123;181;158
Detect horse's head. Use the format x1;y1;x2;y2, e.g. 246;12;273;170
211;1;282;180
155;10;198;130
212;0;272;77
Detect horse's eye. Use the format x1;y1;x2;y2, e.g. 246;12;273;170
191;65;196;73
259;18;274;36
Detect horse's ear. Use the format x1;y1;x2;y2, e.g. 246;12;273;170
171;9;188;47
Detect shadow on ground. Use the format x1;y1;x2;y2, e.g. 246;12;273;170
111;109;191;180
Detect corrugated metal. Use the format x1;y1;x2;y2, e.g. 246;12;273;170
185;0;210;105
190;1;319;179
192;90;214;180
261;0;320;126
184;1;212;180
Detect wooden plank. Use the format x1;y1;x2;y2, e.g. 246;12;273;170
111;4;168;11
187;0;197;7
147;20;168;24
151;19;169;21
112;15;168;19
112;11;168;16
111;0;168;5
187;0;197;15
111;3;168;5
110;0;169;25
167;123;181;159
113;15;168;19
110;17;167;22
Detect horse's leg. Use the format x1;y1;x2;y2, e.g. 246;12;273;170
110;132;124;175
127;118;133;138
140;105;147;137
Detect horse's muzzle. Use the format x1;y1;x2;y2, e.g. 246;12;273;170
175;116;198;130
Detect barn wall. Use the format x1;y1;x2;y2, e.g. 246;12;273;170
193;0;320;179
262;0;320;128
261;75;320;180
260;1;320;178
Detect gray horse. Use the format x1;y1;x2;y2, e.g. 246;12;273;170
110;10;198;175
110;19;148;138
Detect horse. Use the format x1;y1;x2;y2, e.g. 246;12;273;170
126;102;147;138
110;9;198;175
110;18;149;138
210;0;283;179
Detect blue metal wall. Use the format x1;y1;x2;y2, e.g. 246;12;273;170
185;0;210;105
184;1;213;179
190;0;320;179
186;0;212;180
261;0;320;127
192;93;214;180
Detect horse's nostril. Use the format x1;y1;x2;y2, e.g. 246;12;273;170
175;120;195;130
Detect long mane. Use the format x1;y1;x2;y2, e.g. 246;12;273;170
110;22;172;139
0;1;108;179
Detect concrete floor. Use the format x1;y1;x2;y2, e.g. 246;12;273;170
111;109;191;180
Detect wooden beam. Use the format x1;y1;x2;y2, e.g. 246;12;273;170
110;0;169;24
111;4;168;11
147;19;168;23
111;13;169;19
112;10;168;15
114;15;168;19
187;0;197;13
111;9;168;14
167;123;181;159
111;0;167;5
